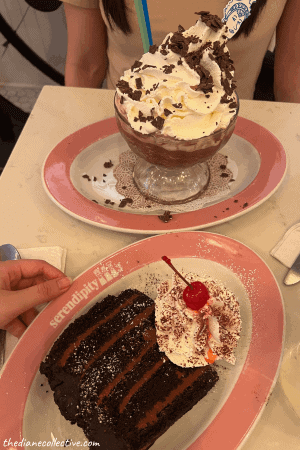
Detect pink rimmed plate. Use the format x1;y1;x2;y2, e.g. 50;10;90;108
42;116;286;234
0;232;284;449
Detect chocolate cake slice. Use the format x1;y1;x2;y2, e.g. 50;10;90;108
40;289;219;449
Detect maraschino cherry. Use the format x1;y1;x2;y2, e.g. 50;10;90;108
162;256;209;310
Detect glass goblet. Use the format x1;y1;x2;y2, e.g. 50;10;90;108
114;93;239;205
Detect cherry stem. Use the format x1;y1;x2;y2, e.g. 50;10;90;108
161;256;193;289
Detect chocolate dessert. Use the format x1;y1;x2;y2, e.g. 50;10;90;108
40;289;219;449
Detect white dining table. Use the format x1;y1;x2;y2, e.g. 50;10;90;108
1;85;300;449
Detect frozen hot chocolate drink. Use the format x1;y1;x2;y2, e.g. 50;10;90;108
114;11;239;203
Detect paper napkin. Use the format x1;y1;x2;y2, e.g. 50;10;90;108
4;246;67;362
271;223;300;268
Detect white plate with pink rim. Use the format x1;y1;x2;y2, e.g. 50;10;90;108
42;116;286;234
0;232;284;450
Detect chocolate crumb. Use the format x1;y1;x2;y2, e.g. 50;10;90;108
151;116;165;130
226;207;229;210
242;202;248;208
221;173;229;178
220;164;226;170
104;160;113;168
158;210;173;223
149;44;158;54
105;199;115;206
103;174;107;177
122;186;127;189
82;174;91;181
119;198;133;208
135;77;143;89
214;216;218;218
93;176;97;181
234;199;238;203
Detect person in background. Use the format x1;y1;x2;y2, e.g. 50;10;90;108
61;0;299;103
0;259;72;338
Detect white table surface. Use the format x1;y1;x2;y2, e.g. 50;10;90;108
1;86;300;449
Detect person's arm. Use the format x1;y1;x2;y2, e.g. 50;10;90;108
274;0;300;102
63;2;108;88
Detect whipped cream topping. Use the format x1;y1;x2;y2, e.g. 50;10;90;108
155;273;241;367
116;12;237;140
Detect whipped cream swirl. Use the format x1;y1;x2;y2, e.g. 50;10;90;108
155;273;241;367
116;12;237;140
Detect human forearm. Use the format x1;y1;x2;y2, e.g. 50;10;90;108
274;0;300;103
63;3;108;89
64;62;107;88
274;71;300;103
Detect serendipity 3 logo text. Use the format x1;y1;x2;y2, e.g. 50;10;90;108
223;0;257;36
50;261;123;328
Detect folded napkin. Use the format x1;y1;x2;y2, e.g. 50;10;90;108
5;246;67;363
271;223;300;267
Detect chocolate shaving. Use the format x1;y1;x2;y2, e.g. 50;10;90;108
131;90;142;101
160;49;168;56
105;199;115;205
82;174;91;181
116;79;131;94
168;32;189;57
162;64;175;74
104;160;113;168
158;211;173;223
186;35;199;44
195;11;223;32
131;60;143;70
178;24;185;33
149;44;158;54
220;93;231;104
135;78;143;89
151;116;165;130
119;198;133;208
172;103;182;108
141;64;157;70
164;108;172;117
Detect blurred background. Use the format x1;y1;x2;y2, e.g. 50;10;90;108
0;0;276;173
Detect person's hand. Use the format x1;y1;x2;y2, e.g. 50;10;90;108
0;259;73;338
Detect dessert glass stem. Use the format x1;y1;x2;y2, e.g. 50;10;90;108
133;158;210;205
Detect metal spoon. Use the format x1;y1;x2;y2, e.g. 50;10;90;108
0;244;21;261
0;244;21;368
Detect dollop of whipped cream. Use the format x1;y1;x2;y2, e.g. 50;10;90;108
155;273;241;367
116;11;238;140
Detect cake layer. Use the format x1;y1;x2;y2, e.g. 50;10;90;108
40;289;219;449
